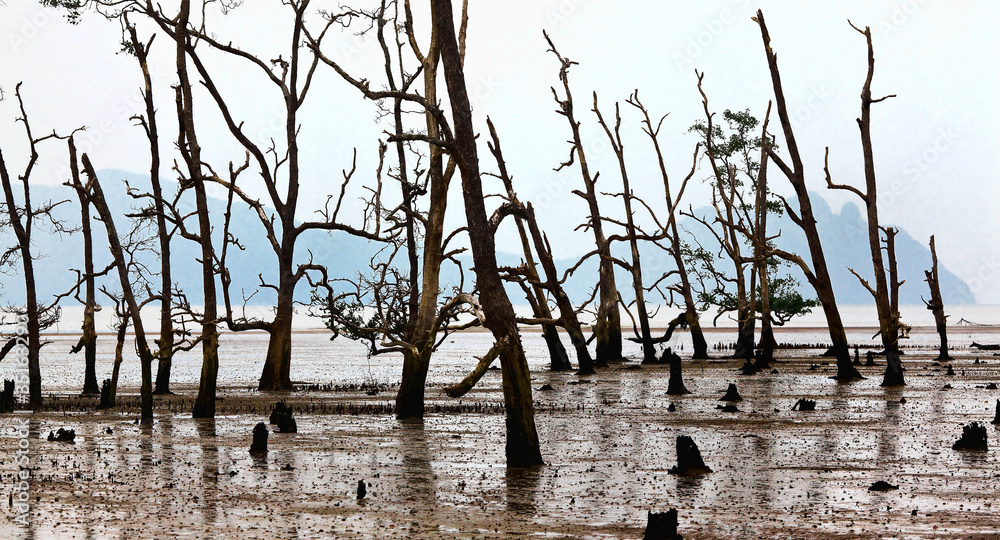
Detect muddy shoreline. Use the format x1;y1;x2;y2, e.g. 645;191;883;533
3;334;1000;538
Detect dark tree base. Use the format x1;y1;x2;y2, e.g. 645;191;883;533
644;508;682;539
668;436;711;475
952;422;988;451
719;383;742;402
250;422;268;454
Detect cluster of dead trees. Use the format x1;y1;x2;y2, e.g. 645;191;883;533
0;3;953;465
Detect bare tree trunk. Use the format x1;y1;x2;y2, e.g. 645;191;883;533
170;0;222;415
544;34;623;367
432;0;542;466
925;236;951;361
754;10;859;381
395;15;449;419
755;125;775;368
108;312;128;408
524;203;595;375
486;118;575;372
0;138;42;409
81;155;155;424
824;22;902;386
594;99;655;364
258;255;295;391
126;24;175;396
68;138;100;395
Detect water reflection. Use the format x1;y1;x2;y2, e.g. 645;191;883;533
396;419;436;507
504;466;541;525
195;418;219;533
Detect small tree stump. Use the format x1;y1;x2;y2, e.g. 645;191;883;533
792;398;816;411
269;401;297;433
668;436;711;475
719;383;742;402
664;349;690;395
250;422;268;454
98;379;112;409
992;400;1000;425
357;479;367;500
47;428;75;443
0;379;14;413
952;422;988;451
644;508;682;539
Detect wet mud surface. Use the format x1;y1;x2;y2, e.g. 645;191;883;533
2;328;1000;539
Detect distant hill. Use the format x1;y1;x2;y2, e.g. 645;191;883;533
1;171;974;312
521;192;974;307
0;169;378;306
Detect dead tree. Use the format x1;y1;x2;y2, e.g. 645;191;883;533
66;136;101;396
826;21;904;386
592;95;657;364
486;118;591;373
306;0;477;418
79;155;156;423
157;0;386;393
124;21;177;396
753;10;862;381
431;0;543;465
0;83;71;409
485;117;594;374
545;32;624;366
924;235;951;361
627;93;709;359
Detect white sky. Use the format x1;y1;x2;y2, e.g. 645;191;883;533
2;0;999;301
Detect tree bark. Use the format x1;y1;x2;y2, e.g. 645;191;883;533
431;0;542;466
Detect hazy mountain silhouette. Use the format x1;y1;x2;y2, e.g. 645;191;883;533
1;170;974;312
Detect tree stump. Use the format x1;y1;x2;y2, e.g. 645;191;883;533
357;479;367;500
269;401;297;433
98;379;112;409
993;400;1000;425
664;349;690;395
719;383;742;401
668;436;711;475
792;398;816;411
0;379;14;413
644;508;682;539
952;422;988;451
250;422;268;454
47;428;75;443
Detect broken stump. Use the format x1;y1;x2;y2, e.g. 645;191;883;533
868;481;899;492
719;383;742;402
269;401;297;433
664;349;690;395
668;436;711;475
644;508;682;540
47;428;75;443
0;379;14;413
250;422;268;454
357;479;367;500
952;422;988;451
98;379;112;409
993;400;1000;425
792;398;816;411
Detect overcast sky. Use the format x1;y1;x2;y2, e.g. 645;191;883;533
2;1;999;301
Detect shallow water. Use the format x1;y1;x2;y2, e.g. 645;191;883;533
2;327;1000;538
